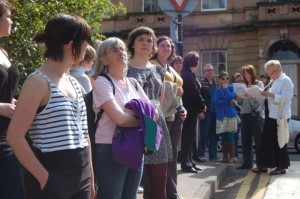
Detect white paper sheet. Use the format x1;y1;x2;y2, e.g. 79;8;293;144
232;83;263;99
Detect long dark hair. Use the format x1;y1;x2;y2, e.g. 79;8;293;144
151;36;176;61
127;26;156;59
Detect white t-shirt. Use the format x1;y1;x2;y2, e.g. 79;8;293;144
93;75;149;144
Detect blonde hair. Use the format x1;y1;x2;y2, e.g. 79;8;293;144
264;60;282;72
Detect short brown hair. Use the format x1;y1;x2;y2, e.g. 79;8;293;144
127;26;156;58
182;51;200;70
34;14;91;62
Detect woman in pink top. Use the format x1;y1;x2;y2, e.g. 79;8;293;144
93;37;150;199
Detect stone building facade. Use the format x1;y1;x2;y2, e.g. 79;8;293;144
99;0;300;117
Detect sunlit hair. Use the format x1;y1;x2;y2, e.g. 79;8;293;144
151;36;176;61
182;51;200;71
127;26;156;58
0;0;13;18
33;14;91;62
219;71;229;79
241;64;258;85
264;60;282;72
94;37;127;76
170;55;183;67
80;45;96;63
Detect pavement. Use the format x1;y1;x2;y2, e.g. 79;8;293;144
137;160;230;199
263;161;300;199
137;160;300;199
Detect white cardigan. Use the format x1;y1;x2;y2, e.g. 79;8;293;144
267;73;294;119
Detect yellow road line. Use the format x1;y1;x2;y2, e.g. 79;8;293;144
235;171;256;199
252;173;270;199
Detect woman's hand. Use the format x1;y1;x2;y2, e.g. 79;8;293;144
236;96;243;105
243;92;256;101
0;102;16;118
230;99;237;105
123;108;137;117
39;171;49;190
260;91;275;99
198;112;205;120
90;180;96;199
177;87;184;96
154;109;159;121
180;109;187;121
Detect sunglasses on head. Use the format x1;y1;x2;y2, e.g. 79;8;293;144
221;77;229;80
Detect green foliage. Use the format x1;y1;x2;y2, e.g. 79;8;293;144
2;0;126;91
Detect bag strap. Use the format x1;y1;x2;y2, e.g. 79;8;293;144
96;75;139;123
95;74;115;123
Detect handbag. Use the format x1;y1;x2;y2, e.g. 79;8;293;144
248;99;260;118
236;114;241;124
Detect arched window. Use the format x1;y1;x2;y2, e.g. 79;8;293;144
269;40;300;60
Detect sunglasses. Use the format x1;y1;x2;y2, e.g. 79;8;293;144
221;77;229;80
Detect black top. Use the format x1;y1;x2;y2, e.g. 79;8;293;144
181;68;205;116
0;64;20;140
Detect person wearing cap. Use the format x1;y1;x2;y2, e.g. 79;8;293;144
233;72;243;83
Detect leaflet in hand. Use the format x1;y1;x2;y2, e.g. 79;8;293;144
233;83;263;99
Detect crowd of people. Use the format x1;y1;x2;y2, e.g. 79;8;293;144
0;1;295;199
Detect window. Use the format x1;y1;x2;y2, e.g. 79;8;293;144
143;0;159;12
200;50;227;76
201;0;226;11
269;41;300;60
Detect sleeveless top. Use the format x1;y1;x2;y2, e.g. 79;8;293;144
0;63;20;146
28;71;89;152
127;64;173;164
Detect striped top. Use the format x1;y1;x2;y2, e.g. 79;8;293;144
28;71;89;152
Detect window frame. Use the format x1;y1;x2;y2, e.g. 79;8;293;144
201;0;227;12
142;0;159;12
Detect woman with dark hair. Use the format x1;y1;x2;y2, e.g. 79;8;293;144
170;56;183;75
0;1;25;198
150;36;186;199
236;65;265;173
7;14;94;199
127;27;172;199
180;51;206;173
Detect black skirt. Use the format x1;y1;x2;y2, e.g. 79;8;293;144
260;116;290;169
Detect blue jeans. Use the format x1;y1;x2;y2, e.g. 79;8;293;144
198;112;218;159
95;144;143;199
0;150;25;199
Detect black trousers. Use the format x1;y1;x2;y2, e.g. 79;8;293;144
240;113;263;167
181;113;197;169
166;111;183;199
26;147;91;199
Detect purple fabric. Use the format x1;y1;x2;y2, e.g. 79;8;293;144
112;99;162;169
